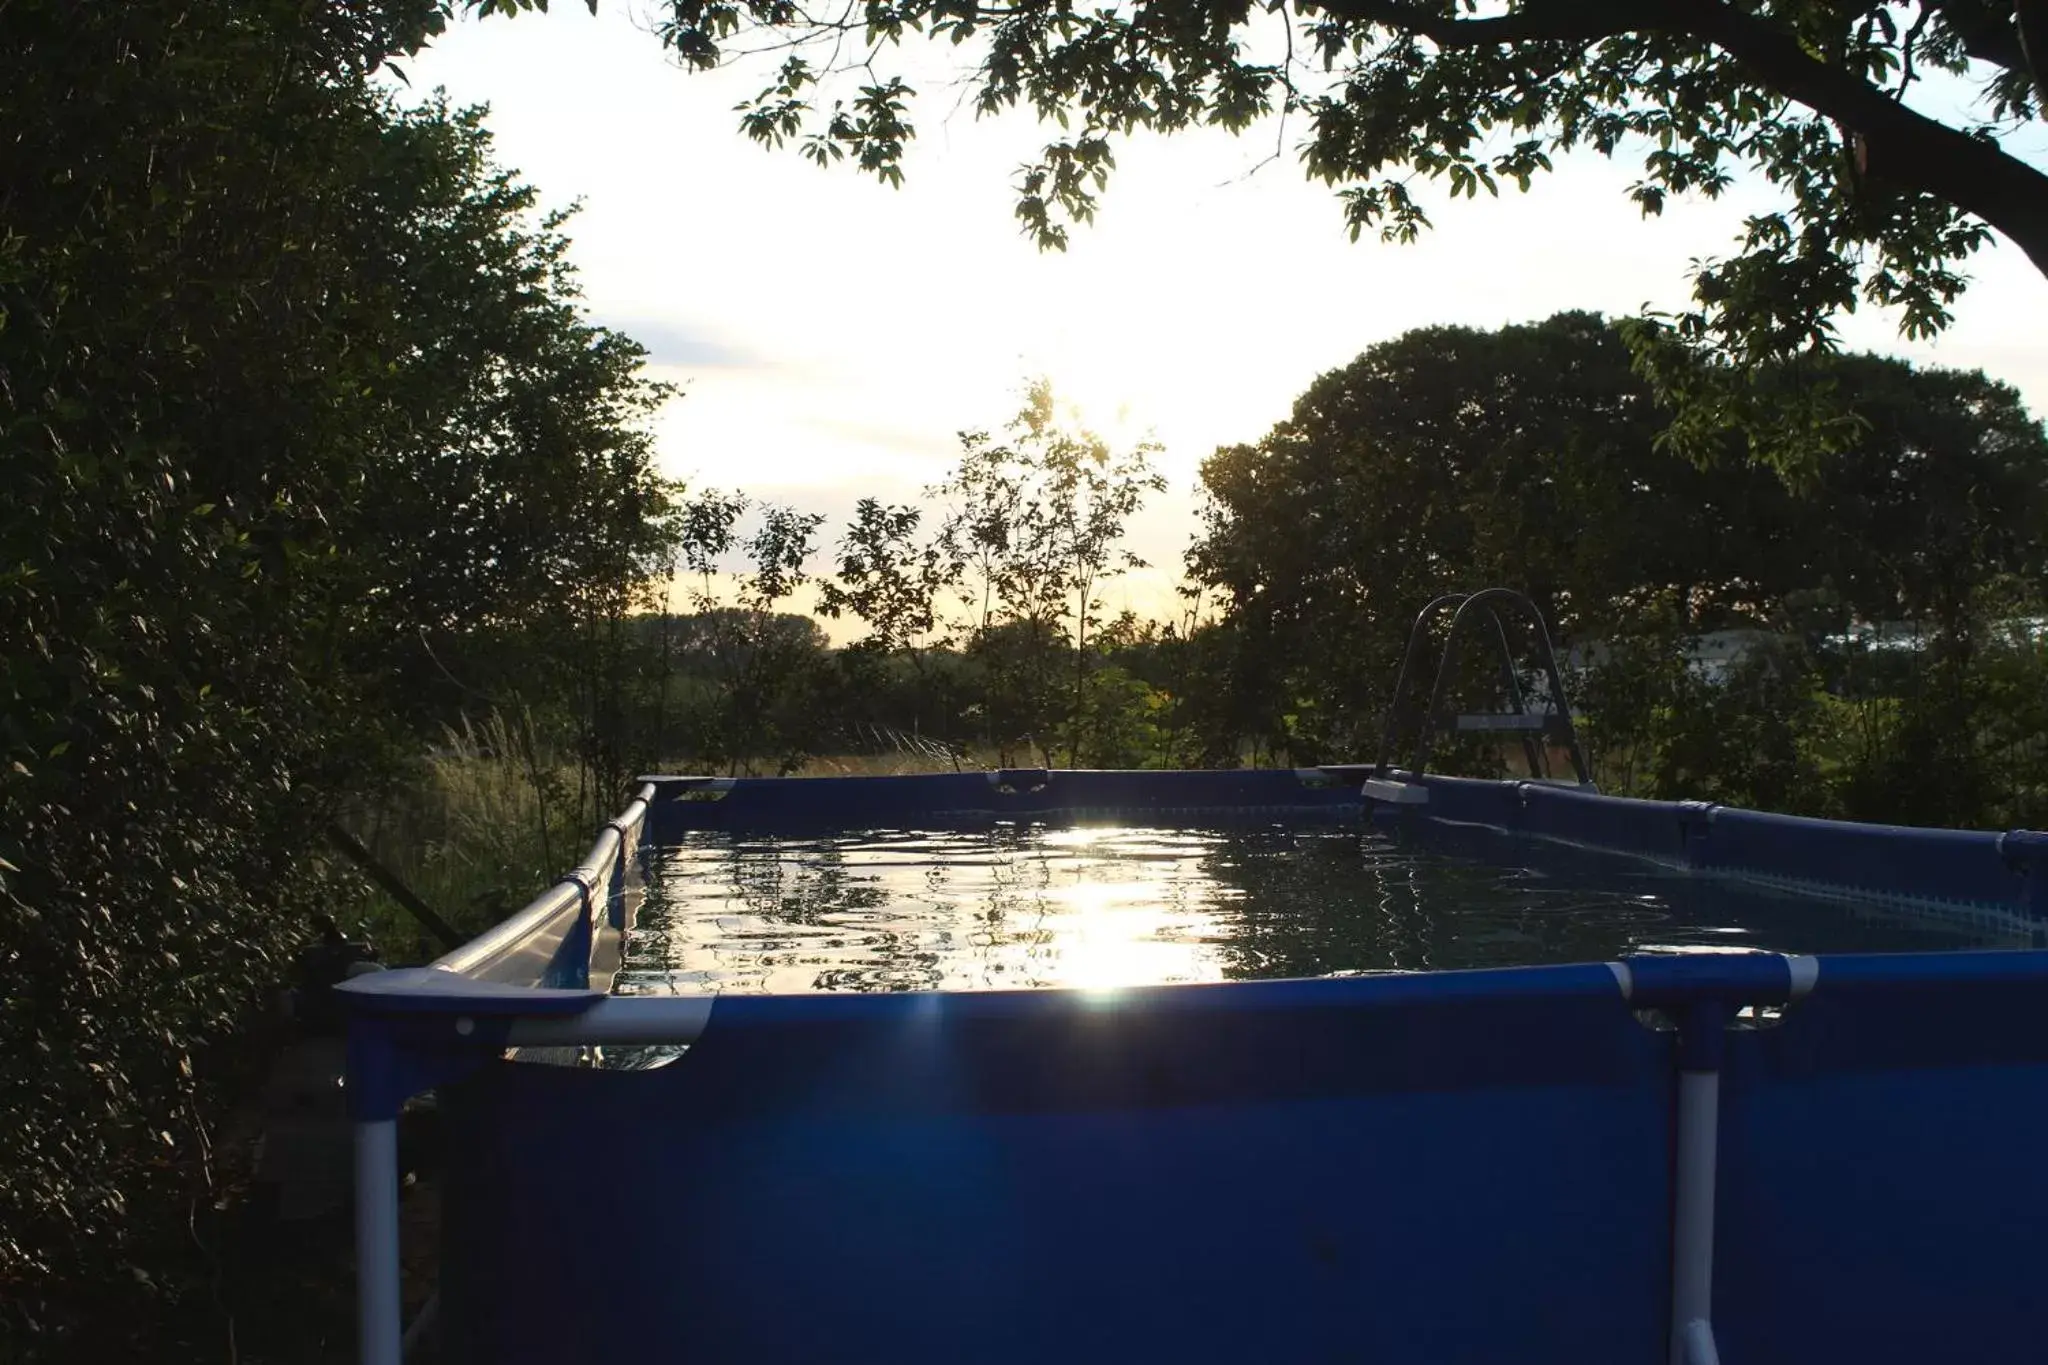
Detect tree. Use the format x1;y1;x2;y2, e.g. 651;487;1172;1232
1189;312;2048;761
665;497;832;772
344;98;685;812
1798;353;2048;647
816;499;966;746
817;498;955;661
520;0;2048;460
1192;312;1683;754
0;1;678;1347
934;381;1165;763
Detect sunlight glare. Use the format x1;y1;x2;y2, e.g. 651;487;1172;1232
1042;878;1226;991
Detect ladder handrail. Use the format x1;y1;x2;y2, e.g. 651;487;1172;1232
1377;592;1525;774
1372;593;1467;776
1376;588;1592;786
1477;601;1549;781
1385;597;1546;777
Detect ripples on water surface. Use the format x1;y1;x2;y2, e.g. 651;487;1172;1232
613;823;2012;998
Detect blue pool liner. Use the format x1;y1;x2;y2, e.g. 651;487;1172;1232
339;769;2048;1365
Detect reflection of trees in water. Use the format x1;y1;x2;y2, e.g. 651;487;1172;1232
1202;822;2001;978
958;825;1060;988
805;825;1186;990
721;836;950;991
985;826;1221;988
1201;832;1431;980
612;842;706;987
723;836;891;924
1201;828;1690;980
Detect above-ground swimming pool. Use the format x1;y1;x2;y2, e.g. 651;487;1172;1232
343;768;2048;1365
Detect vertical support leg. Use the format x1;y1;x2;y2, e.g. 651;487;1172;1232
1670;1010;1723;1365
1671;1070;1719;1341
355;1117;403;1365
1679;1316;1723;1365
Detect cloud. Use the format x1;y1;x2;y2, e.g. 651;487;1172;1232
602;316;767;370
802;416;960;462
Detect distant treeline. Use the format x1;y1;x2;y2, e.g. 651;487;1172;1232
520;316;2048;837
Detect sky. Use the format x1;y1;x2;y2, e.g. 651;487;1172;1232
399;3;2048;624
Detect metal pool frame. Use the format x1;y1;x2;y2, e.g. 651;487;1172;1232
341;768;2048;1365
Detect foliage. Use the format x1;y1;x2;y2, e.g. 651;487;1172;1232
1189;311;2048;818
652;494;835;773
348;710;596;959
566;381;1176;775
500;0;2048;464
0;1;677;1349
1573;611;2048;827
817;498;954;659
934;380;1166;763
1194;312;1668;757
1066;664;1174;768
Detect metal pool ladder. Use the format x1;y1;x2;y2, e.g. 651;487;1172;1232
1368;588;1592;800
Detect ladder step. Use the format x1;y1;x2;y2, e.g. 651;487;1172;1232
1361;777;1429;806
1446;713;1565;733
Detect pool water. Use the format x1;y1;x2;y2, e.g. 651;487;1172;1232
614;823;2017;997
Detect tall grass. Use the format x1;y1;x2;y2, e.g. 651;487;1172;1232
795;751;982;776
334;717;1052;959
338;710;594;960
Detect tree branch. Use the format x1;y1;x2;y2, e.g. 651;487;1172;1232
1928;0;2031;77
1673;0;2048;276
1318;0;2048;278
1893;5;1933;101
2018;0;2048;94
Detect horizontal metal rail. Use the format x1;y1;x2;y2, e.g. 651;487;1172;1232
431;784;654;979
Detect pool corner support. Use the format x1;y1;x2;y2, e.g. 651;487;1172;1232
337;969;601;1365
1678;1317;1723;1365
337;960;718;1365
1613;951;1820;1365
342;989;456;1365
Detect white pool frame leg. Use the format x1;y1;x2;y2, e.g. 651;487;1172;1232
355;1118;403;1365
1671;1068;1720;1365
1680;1315;1722;1365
